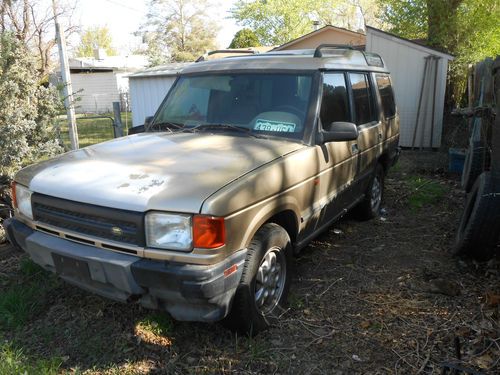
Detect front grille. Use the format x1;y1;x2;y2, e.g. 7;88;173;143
32;194;145;246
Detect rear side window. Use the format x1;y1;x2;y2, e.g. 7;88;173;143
349;73;377;125
320;73;350;127
376;74;396;118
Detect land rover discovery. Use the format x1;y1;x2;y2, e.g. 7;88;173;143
5;46;400;334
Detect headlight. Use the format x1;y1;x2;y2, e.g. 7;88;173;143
145;212;192;251
13;183;33;220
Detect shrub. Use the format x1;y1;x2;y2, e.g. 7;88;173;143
0;34;62;179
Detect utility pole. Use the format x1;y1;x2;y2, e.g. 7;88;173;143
52;0;79;150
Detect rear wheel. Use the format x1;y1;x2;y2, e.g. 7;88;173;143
356;163;385;220
223;223;292;335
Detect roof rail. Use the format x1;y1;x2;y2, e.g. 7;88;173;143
314;44;354;57
196;49;259;62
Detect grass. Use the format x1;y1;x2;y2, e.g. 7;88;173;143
136;313;174;337
0;341;62;375
405;175;447;210
0;258;59;330
57;112;133;149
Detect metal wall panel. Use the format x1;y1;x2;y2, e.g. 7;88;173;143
129;76;176;127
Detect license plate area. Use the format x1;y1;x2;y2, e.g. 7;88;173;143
52;254;91;281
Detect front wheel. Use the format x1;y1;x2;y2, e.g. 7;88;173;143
223;223;292;335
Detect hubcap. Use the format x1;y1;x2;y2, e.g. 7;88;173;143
254;246;286;314
371;176;382;212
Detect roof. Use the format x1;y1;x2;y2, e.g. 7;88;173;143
181;48;389;75
273;25;365;51
129;63;192;78
69;54;149;71
366;26;454;59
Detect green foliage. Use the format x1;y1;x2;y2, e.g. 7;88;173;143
0;341;62;375
231;0;380;46
229;28;260;48
405;176;447;210
231;0;317;46
377;0;500;103
136;313;174;336
75;26;117;57
142;0;219;65
0;34;62;179
0;258;58;330
376;0;428;40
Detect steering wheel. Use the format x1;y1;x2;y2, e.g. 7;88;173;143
273;105;305;118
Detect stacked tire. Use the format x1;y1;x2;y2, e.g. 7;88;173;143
453;172;500;260
454;57;500;261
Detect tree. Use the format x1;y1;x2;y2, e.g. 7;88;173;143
141;0;219;65
313;0;382;31
229;28;260;48
0;33;62;179
0;0;77;79
231;0;317;46
377;0;500;102
231;0;381;46
76;26;117;57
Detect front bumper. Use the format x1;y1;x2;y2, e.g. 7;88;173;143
4;218;246;322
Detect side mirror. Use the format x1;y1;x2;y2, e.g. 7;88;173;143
128;124;145;135
144;116;154;126
320;121;358;143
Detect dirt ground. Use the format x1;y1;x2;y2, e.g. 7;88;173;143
0;150;499;374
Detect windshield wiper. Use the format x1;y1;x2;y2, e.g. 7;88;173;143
184;124;266;138
148;121;184;132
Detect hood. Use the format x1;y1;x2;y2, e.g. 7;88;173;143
16;132;305;213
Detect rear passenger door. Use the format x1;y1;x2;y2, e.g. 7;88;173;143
347;72;382;194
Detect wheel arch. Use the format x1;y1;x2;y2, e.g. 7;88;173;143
240;203;301;250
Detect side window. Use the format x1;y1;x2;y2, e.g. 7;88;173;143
349;73;377;125
320;73;350;127
376;73;396;118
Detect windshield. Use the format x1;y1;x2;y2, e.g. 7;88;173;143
151;73;313;140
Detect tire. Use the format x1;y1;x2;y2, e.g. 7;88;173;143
223;223;292;335
462;140;486;192
453;172;500;260
356;163;385;220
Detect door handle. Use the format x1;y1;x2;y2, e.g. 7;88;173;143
351;143;359;155
378;133;383;140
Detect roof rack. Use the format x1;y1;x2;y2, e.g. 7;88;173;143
196;49;259;62
313;44;354;57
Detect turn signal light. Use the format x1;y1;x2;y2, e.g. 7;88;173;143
11;181;17;208
193;216;225;249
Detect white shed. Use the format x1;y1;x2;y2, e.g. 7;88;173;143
128;63;191;127
366;27;454;148
65;54;149;114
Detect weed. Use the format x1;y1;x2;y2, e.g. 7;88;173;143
288;292;305;310
404;176;447;210
136;313;173;337
0;340;62;375
0;259;58;330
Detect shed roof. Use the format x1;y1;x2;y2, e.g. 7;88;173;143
273;25;365;51
365;26;454;60
69;54;149;71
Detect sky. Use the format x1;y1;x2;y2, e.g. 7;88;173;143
74;0;241;54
